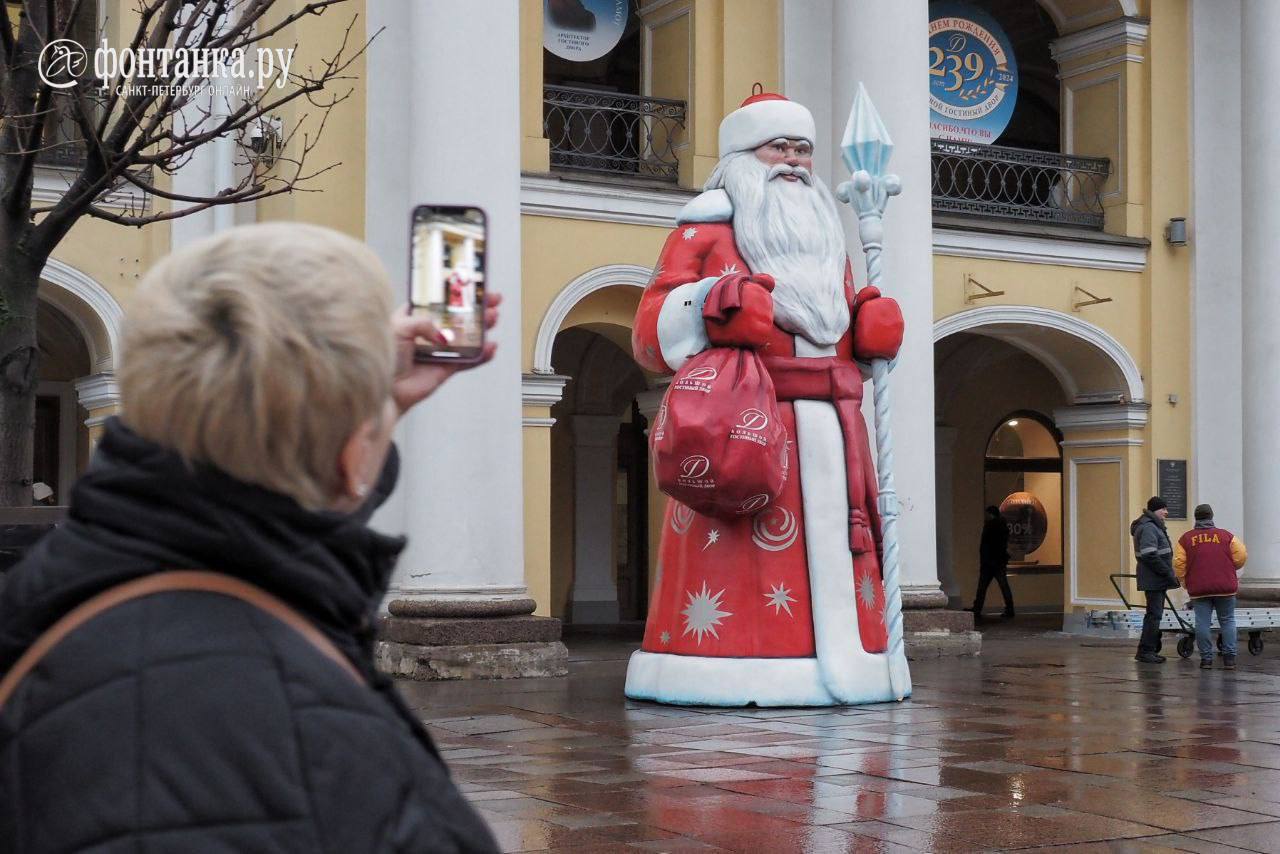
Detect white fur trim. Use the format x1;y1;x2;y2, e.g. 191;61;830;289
719;99;817;158
625;650;835;706
656;277;716;371
792;337;900;704
677;189;734;225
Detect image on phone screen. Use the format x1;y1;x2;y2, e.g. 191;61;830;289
410;206;486;360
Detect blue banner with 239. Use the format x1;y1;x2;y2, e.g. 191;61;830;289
929;2;1018;145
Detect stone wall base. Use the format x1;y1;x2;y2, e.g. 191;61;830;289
902;602;981;658
905;630;982;658
376;608;568;681
376;638;569;681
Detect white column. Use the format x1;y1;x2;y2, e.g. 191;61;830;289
934;425;959;604
832;0;941;603
170;10;242;246
1190;0;1244;537
367;0;527;605
423;226;445;305
571;415;622;623
1241;0;1280;593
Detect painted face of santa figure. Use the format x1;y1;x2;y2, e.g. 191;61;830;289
705;135;850;347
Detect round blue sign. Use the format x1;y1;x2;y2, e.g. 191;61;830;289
929;2;1018;145
544;0;629;63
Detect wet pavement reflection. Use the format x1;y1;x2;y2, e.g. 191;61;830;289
397;622;1280;852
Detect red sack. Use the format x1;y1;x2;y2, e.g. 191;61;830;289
651;347;789;519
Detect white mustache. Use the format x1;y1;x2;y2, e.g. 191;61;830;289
768;164;812;185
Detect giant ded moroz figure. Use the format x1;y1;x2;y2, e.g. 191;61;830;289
625;91;906;706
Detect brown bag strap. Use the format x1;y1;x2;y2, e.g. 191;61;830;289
0;570;364;710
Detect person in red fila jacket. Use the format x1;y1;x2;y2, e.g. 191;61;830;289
1174;503;1248;670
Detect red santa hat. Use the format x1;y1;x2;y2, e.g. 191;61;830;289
718;89;817;158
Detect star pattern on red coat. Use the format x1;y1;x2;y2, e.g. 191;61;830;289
857;568;883;618
682;226;698;241
764;582;796;617
681;582;732;645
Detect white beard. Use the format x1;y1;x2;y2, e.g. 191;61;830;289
709;152;850;347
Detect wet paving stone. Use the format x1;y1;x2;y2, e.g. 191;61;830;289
404;626;1280;852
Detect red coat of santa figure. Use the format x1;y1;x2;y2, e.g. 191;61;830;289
624;92;907;706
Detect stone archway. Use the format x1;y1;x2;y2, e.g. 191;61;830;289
39;257;123;377
33;260;124;500
531;263;650;375
524;264;656;621
934;305;1144;404
934;308;1146;622
1035;0;1138;35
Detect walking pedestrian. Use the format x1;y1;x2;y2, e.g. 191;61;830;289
971;505;1015;622
1131;496;1180;663
1175;503;1247;670
0;224;500;853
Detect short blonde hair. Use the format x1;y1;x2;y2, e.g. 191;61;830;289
120;222;395;510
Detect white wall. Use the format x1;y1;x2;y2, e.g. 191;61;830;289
366;0;526;602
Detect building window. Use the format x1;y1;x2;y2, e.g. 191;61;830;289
541;1;686;182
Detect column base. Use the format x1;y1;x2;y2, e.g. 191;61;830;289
901;586;981;658
571;599;621;624
375;598;568;681
1239;584;1280;604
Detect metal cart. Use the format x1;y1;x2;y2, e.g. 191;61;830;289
1091;573;1278;658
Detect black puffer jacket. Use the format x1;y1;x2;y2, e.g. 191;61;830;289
0;419;497;853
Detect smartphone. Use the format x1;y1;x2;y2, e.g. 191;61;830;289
409;204;487;363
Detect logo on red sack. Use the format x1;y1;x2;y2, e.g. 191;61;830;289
730;408;770;446
738;493;771;514
673;366;718;394
652;401;669;442
677;454;715;489
752;506;799;551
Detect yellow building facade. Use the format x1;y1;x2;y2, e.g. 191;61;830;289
24;0;1276;643
514;0;1255;630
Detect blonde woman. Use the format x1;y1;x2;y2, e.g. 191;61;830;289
0;224;499;853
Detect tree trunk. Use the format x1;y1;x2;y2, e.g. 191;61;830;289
0;263;41;507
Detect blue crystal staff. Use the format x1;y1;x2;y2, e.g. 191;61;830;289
836;83;911;701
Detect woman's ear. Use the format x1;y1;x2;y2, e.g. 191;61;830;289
337;417;380;505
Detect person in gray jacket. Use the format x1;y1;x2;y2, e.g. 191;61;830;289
1131;496;1180;663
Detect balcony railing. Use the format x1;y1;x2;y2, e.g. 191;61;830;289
36;93;89;169
543;84;686;182
931;140;1110;229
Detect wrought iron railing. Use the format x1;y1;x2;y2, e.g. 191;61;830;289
543;85;686;182
931;140;1110;229
36;93;89;169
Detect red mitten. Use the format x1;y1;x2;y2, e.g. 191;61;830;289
704;272;775;348
852;286;904;361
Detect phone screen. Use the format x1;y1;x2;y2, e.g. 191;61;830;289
409;205;487;361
